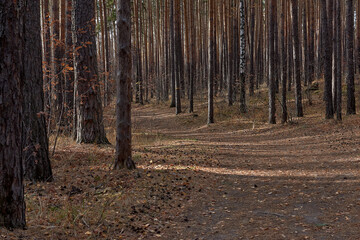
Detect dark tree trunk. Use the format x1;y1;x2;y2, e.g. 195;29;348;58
281;0;288;123
249;2;255;97
189;0;195;113
170;0;176;108
65;0;74;131
134;0;143;105
174;0;182;114
72;0;109;144
321;0;334;119
268;0;276;124
357;0;360;74
208;0;215;124
287;23;293;92
335;0;342;120
291;0;304;117
308;0;315;85
345;0;356;115
43;0;52;126
51;0;64;125
303;1;311;105
0;0;26;229
23;0;53;182
103;0;111;106
114;0;135;170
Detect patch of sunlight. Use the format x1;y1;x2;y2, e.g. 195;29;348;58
139;164;360;180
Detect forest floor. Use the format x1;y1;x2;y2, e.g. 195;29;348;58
2;89;360;240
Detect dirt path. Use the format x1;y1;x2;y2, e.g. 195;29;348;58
2;104;360;240
133;105;360;240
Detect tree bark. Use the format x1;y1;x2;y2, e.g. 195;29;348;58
239;0;247;114
189;0;196;113
115;0;135;170
321;0;334;119
72;0;109;144
174;0;182;114
23;0;53;182
208;0;215;124
0;0;26;229
281;0;288;123
335;0;342;120
345;0;356;115
170;0;176;108
291;0;304;117
268;0;277;124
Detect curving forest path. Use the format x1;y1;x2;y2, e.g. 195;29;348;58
3;103;360;240
133;104;360;240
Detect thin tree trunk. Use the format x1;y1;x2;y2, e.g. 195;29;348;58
239;0;247;113
208;0;215;123
175;0;182;114
291;0;304;117
189;0;196;113
335;0;342;120
170;0;176;108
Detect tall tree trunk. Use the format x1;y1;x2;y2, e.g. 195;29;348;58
135;0;143;105
227;0;233;106
357;0;360;73
268;0;276;124
335;0;342;120
208;0;215;123
23;0;53;182
43;0;52;126
102;0;111;106
72;0;109;144
99;0;107;104
174;0;182;114
239;0;247;113
249;1;255;97
189;0;196;113
65;0;74;132
170;0;176;108
281;0;288;123
321;0;334;119
303;1;312;105
52;0;65;125
291;0;304;117
0;0;26;229
345;0;356;115
115;0;135;170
